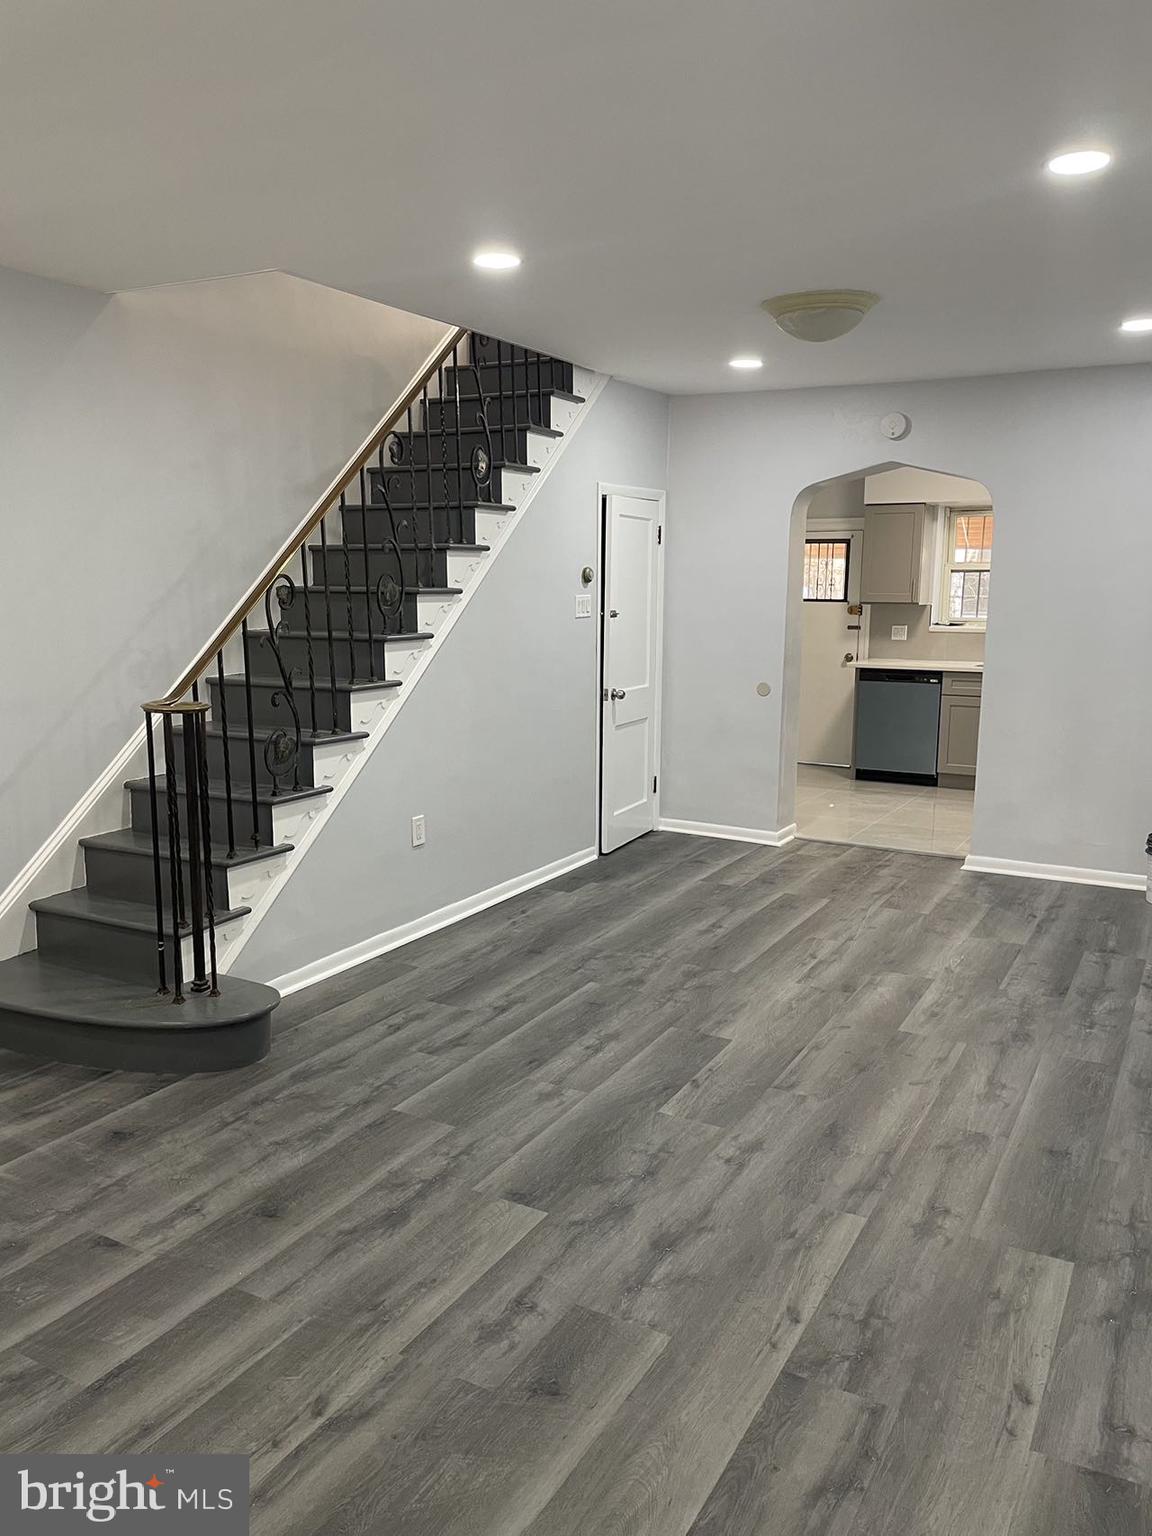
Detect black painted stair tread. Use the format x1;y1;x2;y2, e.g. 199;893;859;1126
0;954;275;1070
214;671;402;694
29;886;252;936
378;457;541;474
339;501;515;515
298;584;463;598
125;775;333;809
79;828;294;867
275;627;432;643
312;542;490;554
202;723;370;746
405;422;563;441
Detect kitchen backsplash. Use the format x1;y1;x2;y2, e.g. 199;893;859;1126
867;604;985;663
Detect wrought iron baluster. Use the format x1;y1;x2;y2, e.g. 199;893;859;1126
181;707;210;993
466;342;494;508
337;492;357;684
296;545;318;744
193;706;219;995
317;518;340;733
143;709;168;995
161;712;186;1002
498;339;512;464
451;341;463;543
437;361;452;560
519;344;529;444
262;579;303;795
358;468;377;681
421;385;435;587
214;649;237;858
405;403;418;550
240;619;261;846
534;347;544;430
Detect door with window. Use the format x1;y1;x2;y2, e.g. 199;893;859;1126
600;491;663;853
798;531;861;766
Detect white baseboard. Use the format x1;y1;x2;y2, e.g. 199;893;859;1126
657;818;798;848
270;846;598;996
962;853;1145;892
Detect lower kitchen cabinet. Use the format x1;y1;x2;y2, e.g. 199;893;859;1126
938;678;981;777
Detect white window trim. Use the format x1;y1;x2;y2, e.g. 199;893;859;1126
928;503;993;633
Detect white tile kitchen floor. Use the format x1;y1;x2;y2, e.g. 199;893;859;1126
794;763;974;857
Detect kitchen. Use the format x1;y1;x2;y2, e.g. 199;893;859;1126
795;467;991;856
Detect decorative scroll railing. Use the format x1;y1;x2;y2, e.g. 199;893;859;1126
139;328;560;1001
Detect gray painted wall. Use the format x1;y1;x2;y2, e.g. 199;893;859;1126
240;379;670;985
0;266;447;888
664;364;1152;877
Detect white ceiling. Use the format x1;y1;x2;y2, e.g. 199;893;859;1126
2;0;1151;393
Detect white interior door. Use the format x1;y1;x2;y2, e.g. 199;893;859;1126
798;528;862;766
601;492;662;853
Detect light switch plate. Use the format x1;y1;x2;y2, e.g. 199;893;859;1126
574;594;593;619
891;625;908;641
411;814;426;848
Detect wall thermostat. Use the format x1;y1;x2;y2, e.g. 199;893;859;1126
880;411;911;440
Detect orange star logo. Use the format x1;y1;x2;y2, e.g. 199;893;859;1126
146;1476;164;1490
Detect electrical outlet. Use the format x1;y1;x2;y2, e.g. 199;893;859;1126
574;594;593;619
411;814;426;848
890;625;908;641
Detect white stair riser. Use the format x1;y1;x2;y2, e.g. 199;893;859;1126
348;688;401;734
225;849;291;910
500;468;535;507
311;738;368;790
472;509;512;546
417;593;462;632
446;550;487;586
379;640;430;682
525;431;561;472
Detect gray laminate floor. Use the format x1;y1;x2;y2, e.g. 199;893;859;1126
2;833;1152;1534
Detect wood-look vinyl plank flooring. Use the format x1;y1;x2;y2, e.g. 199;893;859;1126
2;831;1152;1535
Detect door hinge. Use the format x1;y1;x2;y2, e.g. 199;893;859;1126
653;775;658;793
657;525;662;545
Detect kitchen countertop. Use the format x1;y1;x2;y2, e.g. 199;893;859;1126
849;657;983;673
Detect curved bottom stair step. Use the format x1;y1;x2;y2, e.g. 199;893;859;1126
0;953;277;1073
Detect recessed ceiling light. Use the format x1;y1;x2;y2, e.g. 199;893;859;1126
1046;149;1112;177
1120;316;1152;334
472;249;521;271
729;356;763;370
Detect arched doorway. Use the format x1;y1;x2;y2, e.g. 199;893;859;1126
783;462;993;858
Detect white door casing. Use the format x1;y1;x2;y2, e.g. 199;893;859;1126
600;490;664;853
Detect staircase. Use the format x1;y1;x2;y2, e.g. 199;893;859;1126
0;333;585;1072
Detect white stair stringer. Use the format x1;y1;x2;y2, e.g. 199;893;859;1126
216;365;606;973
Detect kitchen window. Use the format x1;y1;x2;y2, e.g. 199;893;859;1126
939;508;993;626
803;539;850;601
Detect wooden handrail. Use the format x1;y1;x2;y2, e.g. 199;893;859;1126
149;323;468;709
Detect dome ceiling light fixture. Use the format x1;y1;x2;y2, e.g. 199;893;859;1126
761;289;880;343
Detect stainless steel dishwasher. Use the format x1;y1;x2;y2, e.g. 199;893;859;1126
854;669;942;785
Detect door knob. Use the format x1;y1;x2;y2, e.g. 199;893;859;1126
610;688;626;700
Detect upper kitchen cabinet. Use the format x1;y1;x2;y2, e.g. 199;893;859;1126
860;504;931;604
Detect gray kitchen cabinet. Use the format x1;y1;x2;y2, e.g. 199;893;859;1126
860;504;929;604
938;677;981;776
